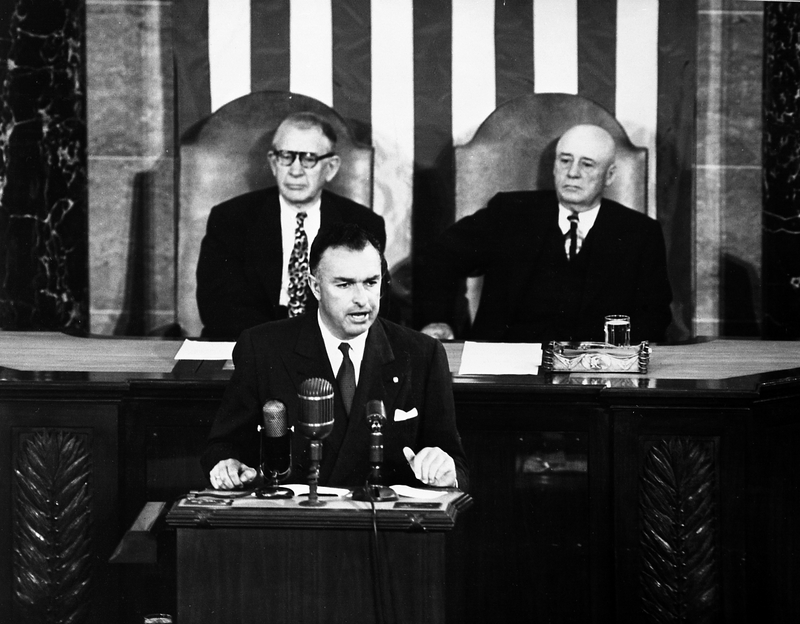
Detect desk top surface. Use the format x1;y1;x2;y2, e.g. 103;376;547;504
166;488;472;531
0;331;798;389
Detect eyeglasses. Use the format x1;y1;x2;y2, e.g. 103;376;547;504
270;150;336;169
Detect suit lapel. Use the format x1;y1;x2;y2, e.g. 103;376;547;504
579;200;625;312
508;197;558;314
253;189;283;303
285;313;334;387
326;320;404;485
280;315;344;484
320;190;345;230
285;313;385;485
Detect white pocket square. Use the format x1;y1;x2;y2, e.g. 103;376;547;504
394;408;418;422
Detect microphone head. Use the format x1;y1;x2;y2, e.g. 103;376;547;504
299;377;335;400
297;378;335;439
262;400;287;438
366;400;387;425
260;400;291;483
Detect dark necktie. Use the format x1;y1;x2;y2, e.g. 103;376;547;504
336;342;356;415
567;211;580;261
287;212;309;317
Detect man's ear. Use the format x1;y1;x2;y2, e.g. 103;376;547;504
604;162;617;188
324;155;341;183
308;272;322;301
267;152;278;178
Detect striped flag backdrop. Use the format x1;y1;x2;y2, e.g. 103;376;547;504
174;0;696;333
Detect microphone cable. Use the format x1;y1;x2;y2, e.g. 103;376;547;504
366;478;390;624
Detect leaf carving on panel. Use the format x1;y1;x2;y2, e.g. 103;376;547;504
12;429;93;623
639;437;719;624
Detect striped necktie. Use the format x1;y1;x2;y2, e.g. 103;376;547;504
566;211;580;261
287;211;309;317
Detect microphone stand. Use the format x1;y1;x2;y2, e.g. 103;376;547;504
296;378;335;507
301;438;325;507
255;467;293;500
256;401;293;499
352;417;397;502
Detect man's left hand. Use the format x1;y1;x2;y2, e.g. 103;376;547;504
403;446;457;487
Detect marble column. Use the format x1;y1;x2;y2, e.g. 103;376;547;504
0;0;89;332
763;4;800;339
696;1;764;338
85;0;176;337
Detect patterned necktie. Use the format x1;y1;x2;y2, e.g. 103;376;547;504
336;342;356;415
566;211;580;261
287;211;309;317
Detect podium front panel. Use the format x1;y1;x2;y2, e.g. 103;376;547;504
176;527;445;624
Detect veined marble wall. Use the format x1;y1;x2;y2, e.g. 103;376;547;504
763;3;800;339
0;0;89;332
696;0;764;337
86;0;175;336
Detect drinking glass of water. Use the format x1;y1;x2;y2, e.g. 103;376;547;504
604;315;631;347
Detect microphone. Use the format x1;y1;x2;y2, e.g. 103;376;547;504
256;400;293;499
365;400;387;466
296;378;335;506
297;377;335;438
352;400;397;502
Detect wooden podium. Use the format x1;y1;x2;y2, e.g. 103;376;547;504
166;489;472;624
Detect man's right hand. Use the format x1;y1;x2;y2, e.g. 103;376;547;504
209;458;257;489
420;322;455;340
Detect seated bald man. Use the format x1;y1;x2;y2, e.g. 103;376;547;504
419;124;673;344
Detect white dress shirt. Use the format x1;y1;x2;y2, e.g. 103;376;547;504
558;203;601;257
317;312;369;385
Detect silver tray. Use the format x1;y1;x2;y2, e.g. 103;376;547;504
541;341;650;374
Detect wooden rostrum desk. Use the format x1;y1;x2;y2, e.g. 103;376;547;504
0;332;799;622
166;489;471;624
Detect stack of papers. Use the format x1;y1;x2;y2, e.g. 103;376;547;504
189;484;448;499
458;341;541;375
174;340;235;361
174;339;542;375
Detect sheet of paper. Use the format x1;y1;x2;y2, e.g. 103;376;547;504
188;484;447;500
186;484;351;499
174;339;235;361
458;341;541;375
286;484;350;497
390;485;449;499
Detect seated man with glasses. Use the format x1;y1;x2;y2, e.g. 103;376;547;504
197;111;386;339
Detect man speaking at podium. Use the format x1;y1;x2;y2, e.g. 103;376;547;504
202;223;468;491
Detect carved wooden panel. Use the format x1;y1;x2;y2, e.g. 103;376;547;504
640;437;720;623
12;429;93;623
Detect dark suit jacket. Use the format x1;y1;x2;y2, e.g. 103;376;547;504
201;314;469;491
420;190;673;343
196;187;386;339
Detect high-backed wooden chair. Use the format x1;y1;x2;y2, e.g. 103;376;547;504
455;93;647;323
177;91;374;337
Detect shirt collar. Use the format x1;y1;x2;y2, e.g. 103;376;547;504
317;311;369;373
279;195;322;216
558;203;601;235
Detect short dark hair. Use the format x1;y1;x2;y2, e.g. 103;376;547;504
310;223;386;276
276;111;338;148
